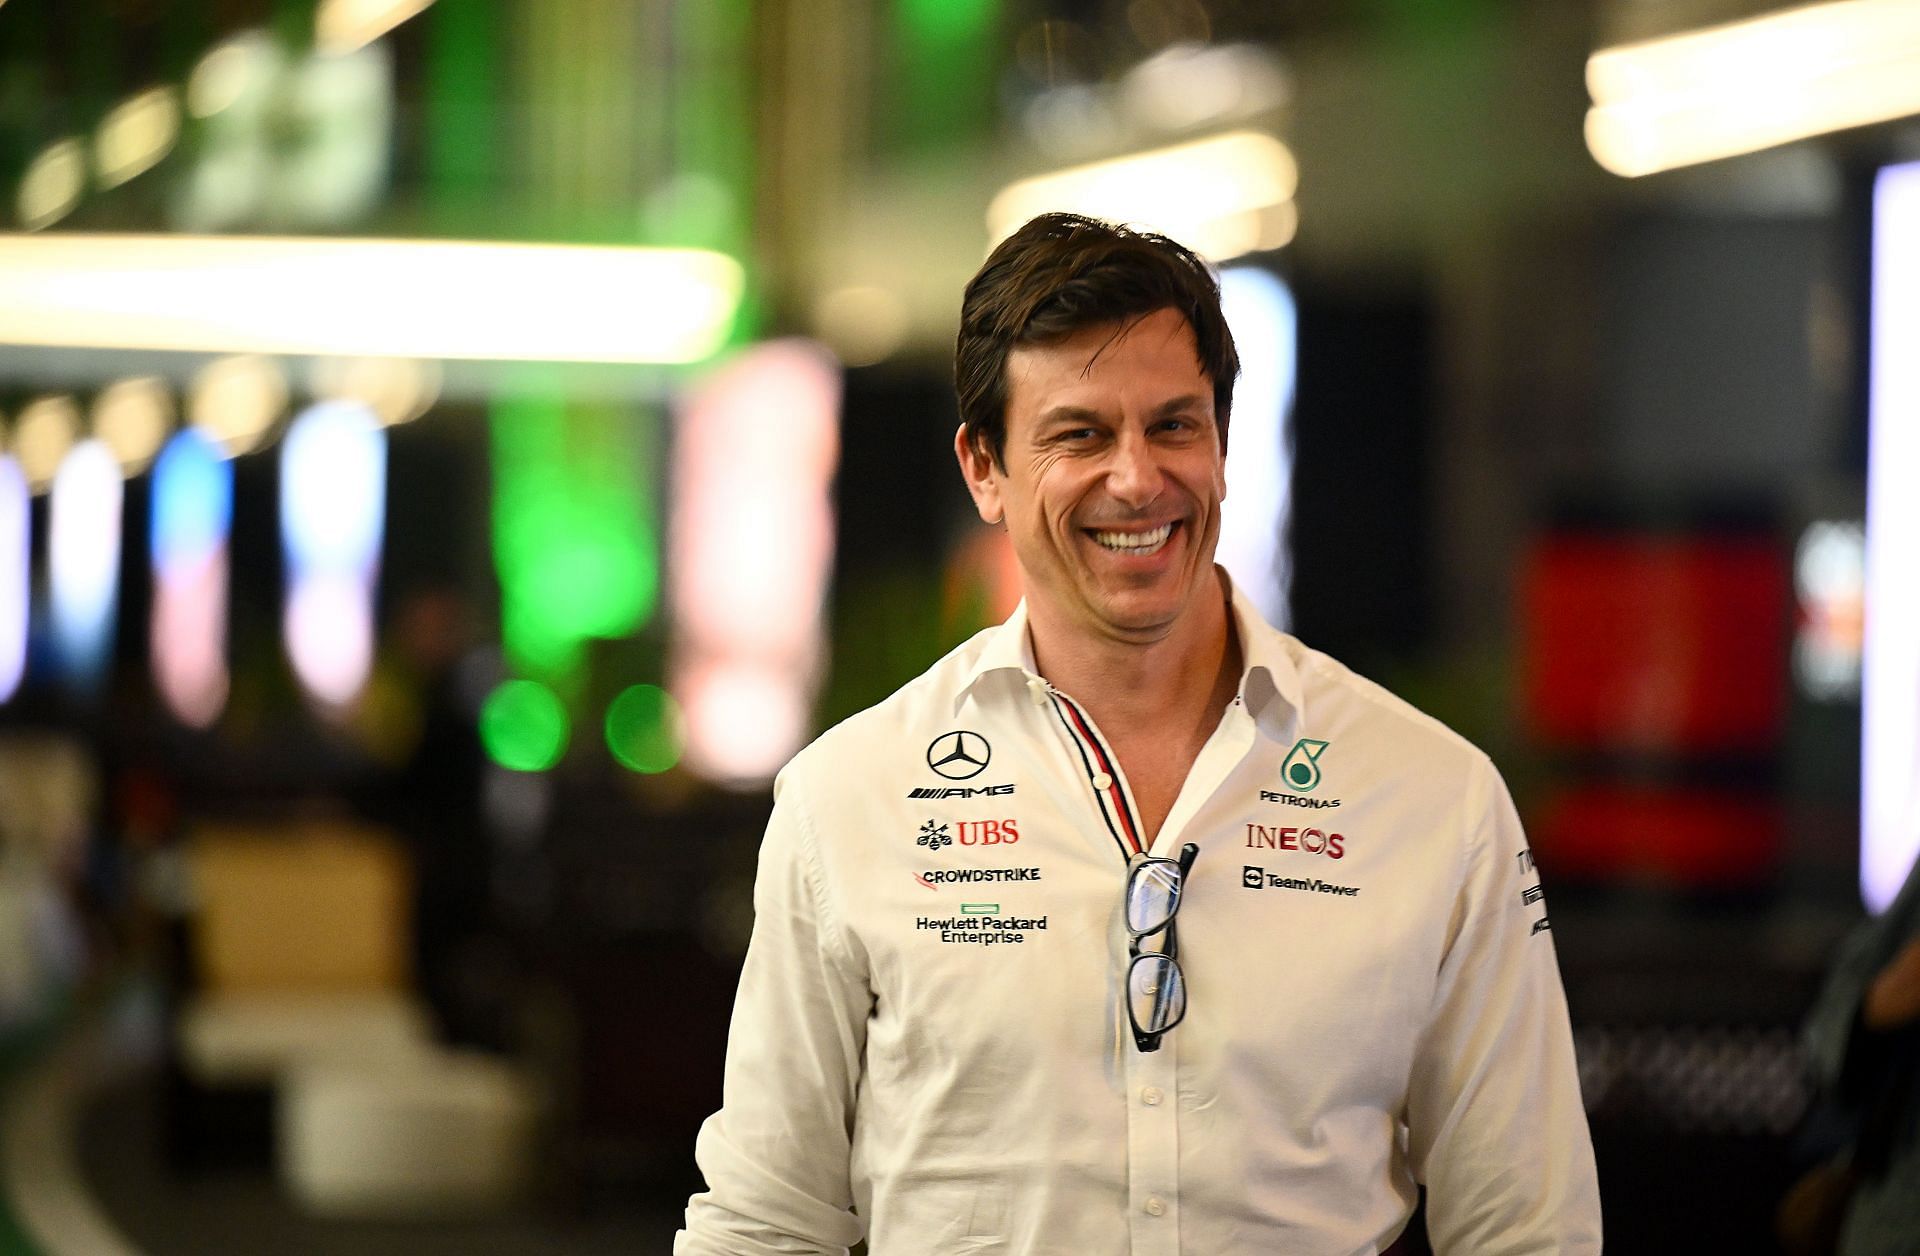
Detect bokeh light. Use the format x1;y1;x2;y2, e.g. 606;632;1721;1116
668;341;840;788
605;684;684;774
192;355;288;457
151;429;233;728
280;400;386;710
481;679;569;772
93;376;175;475
48;440;124;694
14;395;81;490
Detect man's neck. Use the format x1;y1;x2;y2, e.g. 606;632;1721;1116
1027;569;1241;742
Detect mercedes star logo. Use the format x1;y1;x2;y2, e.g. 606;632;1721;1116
926;730;991;780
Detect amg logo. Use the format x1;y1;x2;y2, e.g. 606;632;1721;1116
907;785;1017;799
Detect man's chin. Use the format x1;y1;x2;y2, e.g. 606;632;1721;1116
1084;590;1187;641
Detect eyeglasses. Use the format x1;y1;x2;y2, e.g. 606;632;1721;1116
1125;842;1199;1053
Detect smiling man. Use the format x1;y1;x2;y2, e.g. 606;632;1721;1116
678;214;1601;1255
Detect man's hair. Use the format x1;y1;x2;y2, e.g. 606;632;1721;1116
954;212;1240;467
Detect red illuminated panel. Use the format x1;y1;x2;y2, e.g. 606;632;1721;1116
1520;536;1789;753
1533;786;1781;887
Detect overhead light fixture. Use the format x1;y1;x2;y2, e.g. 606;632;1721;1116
0;234;743;364
93;376;176;474
17;138;86;231
1586;0;1920;177
13;395;81;490
191;355;288;457
95;86;181;189
316;0;435;54
988;129;1298;262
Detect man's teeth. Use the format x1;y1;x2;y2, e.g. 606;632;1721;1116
1091;523;1175;553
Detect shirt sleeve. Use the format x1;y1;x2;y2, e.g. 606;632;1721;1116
676;766;872;1256
1404;756;1603;1255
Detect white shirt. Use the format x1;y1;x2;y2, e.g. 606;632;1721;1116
678;582;1601;1255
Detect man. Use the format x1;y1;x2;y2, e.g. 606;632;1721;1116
679;213;1601;1254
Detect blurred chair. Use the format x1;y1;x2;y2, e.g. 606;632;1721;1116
281;1048;538;1216
177;819;429;1086
171;817;538;1215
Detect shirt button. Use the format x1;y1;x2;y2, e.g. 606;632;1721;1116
1091;771;1113;790
1144;1197;1166;1217
1141;1086;1163;1106
1027;678;1050;706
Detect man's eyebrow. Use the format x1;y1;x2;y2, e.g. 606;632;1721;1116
1151;394;1209;417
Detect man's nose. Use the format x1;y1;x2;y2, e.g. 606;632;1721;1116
1105;431;1163;507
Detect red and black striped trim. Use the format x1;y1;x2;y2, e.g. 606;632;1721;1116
1046;688;1143;861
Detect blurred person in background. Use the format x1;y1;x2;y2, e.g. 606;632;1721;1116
678;214;1600;1254
1791;857;1920;1255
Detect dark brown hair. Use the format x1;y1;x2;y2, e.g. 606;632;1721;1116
954;212;1240;467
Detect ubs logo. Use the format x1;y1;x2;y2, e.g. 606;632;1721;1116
927;730;991;780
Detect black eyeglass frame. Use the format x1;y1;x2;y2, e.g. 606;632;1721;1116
1125;841;1200;1053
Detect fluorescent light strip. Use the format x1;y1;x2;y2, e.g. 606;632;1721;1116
1215;266;1298;630
0;235;743;364
1586;0;1920;177
988;130;1298;262
1862;159;1920;913
0;458;26;703
316;0;436;53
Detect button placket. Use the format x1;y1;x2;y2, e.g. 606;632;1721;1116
1124;1041;1181;1255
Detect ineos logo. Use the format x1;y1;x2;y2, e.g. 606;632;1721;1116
927;730;991;780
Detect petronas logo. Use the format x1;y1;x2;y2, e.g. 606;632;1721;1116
1280;738;1330;793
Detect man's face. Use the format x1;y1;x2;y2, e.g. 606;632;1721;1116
956;306;1226;645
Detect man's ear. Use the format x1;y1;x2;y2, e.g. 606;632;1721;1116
954;424;1005;526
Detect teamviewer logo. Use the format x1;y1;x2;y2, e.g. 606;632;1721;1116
1243;865;1264;888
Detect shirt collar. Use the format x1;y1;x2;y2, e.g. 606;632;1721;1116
954;572;1304;739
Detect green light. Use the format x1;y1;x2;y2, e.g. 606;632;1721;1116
481;679;570;772
605;683;684;774
900;0;995;45
887;0;998;153
490;385;659;677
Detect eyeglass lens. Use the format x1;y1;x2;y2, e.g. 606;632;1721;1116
1129;952;1186;1033
1126;859;1183;936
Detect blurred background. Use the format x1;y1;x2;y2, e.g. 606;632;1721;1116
0;0;1915;1252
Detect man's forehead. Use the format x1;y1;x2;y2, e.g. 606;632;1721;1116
1006;310;1211;405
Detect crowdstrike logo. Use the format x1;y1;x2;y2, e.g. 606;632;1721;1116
927;730;991;780
915;867;1044;886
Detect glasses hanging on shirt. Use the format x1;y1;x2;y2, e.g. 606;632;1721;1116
1125;842;1200;1053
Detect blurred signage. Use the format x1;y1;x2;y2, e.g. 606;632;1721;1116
1520;534;1789;754
179;31;393;232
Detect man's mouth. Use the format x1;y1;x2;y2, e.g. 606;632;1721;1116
1086;521;1177;555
